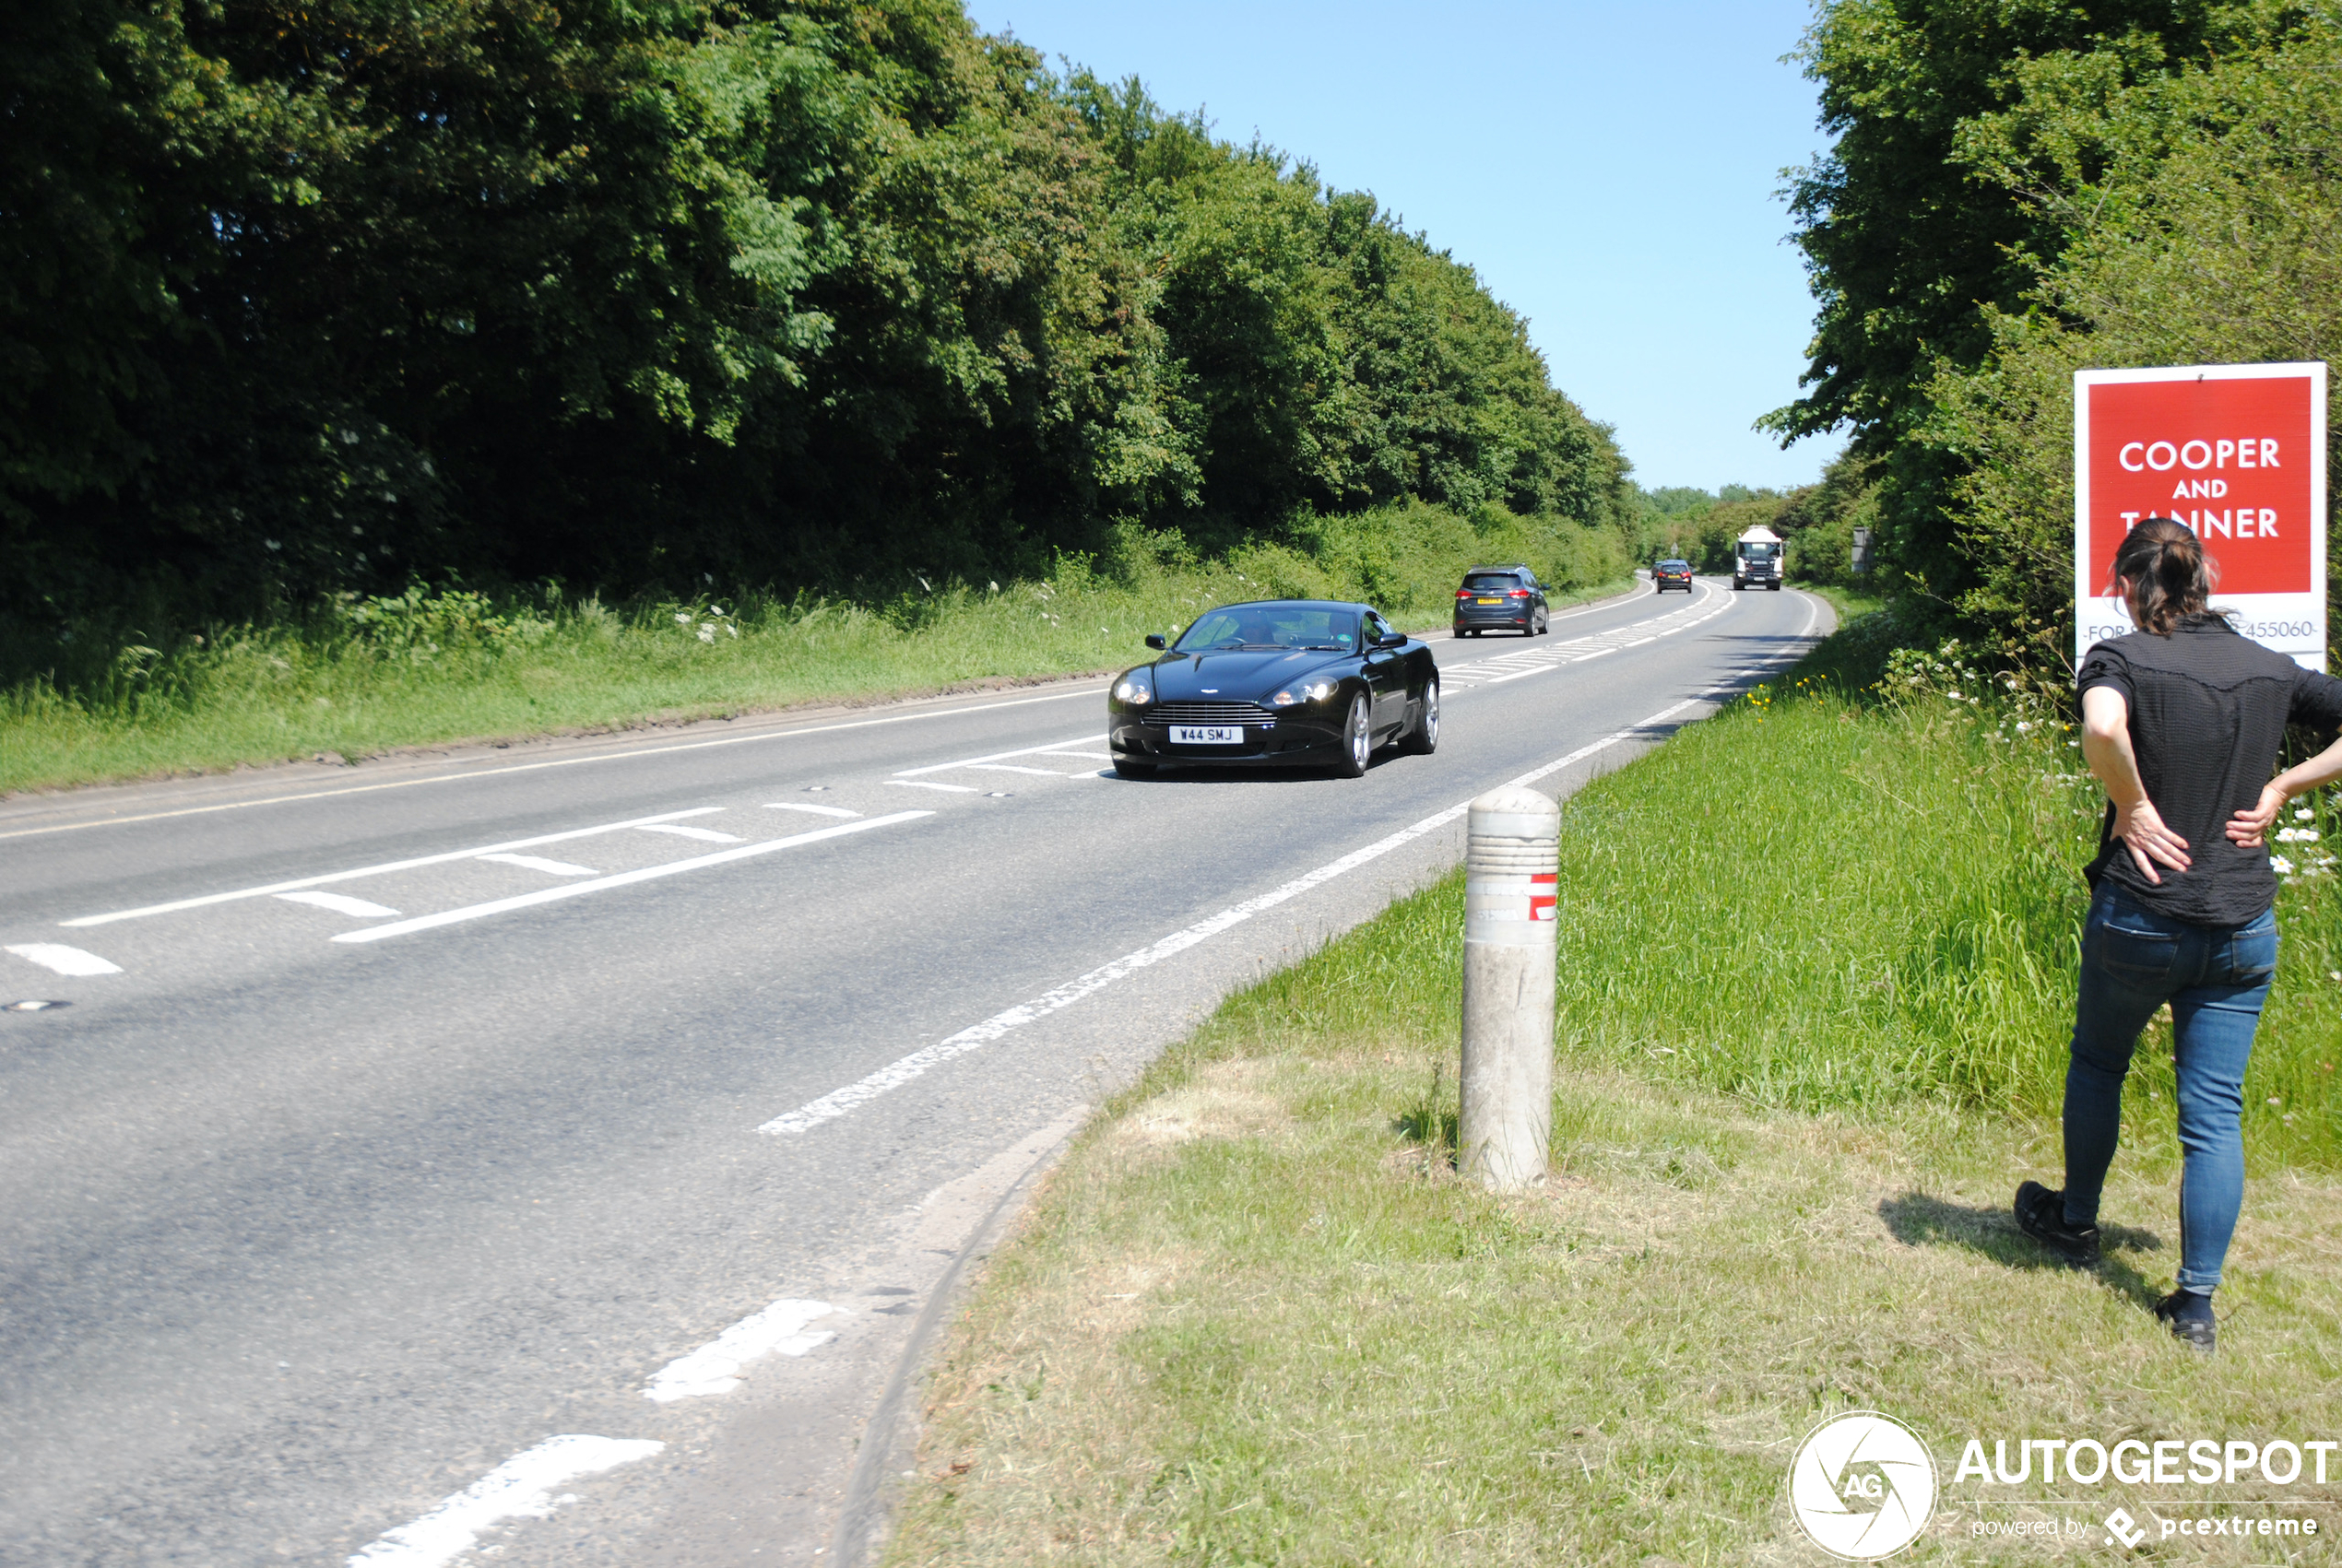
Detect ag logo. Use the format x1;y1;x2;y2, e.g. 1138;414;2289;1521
1787;1411;1937;1561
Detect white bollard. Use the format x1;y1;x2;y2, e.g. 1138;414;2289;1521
1459;785;1559;1190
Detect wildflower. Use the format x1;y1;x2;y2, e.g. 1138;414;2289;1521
2296;807;2317;820
2015;721;2032;733
675;613;692;626
1946;690;1962;701
697;625;716;643
2271;854;2295;876
2277;827;2319;843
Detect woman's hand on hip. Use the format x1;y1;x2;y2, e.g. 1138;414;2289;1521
2226;782;2288;848
2113;796;2191;884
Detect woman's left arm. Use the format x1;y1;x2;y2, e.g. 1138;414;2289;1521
2227;732;2342;846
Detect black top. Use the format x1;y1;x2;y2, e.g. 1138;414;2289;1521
2076;617;2342;925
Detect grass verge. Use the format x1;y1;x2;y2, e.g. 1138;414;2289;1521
3;504;1629;795
881;664;2342;1565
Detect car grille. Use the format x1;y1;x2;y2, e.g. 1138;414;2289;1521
1146;701;1276;725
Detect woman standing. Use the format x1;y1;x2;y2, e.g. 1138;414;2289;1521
2016;519;2342;1351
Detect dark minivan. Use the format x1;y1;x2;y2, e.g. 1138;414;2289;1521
1452;565;1548;637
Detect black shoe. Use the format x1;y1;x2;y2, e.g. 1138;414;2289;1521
2014;1181;2101;1267
2154;1290;2217;1353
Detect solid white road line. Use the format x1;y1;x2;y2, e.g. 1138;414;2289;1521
60;808;726;927
759;604;1836;1143
332;812;932;944
633;823;744;843
764;802;861;819
275;890;402;919
889;780;977;794
5;943;123;977
476;853;600;876
893;733;1107;778
346;1433;665;1568
8;689;1117;843
1039;750;1113;760
644;1299;845;1402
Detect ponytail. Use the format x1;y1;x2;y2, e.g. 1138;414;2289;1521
2111;517;2216;636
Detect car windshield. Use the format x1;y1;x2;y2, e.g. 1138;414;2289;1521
1660;561;1688;572
1462;573;1519;593
1175;607;1358;653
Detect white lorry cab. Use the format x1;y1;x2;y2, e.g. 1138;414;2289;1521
1733;525;1785;592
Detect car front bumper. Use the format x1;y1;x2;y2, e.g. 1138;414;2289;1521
1108;713;1348;766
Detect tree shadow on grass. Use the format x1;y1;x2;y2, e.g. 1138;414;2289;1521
1878;1192;2168;1309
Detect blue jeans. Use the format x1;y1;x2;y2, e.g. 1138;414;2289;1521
2062;883;2277;1291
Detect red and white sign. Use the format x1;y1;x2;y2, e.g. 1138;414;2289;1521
2075;362;2326;670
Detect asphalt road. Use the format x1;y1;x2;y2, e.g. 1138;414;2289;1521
0;578;1827;1568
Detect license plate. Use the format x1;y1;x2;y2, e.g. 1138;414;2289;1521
1170;725;1243;745
1476;596;1502;605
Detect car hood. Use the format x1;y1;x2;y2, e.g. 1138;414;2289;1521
1146;648;1350;701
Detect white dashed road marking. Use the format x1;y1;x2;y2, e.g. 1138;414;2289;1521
332;813;933;944
275;891;403;919
61;808;727;927
346;1434;665;1568
764;803;861;819
5;943;123;977
889;780;978;795
475;854;600;876
893;735;1106;778
643;1299;846;1402
633;823;744;843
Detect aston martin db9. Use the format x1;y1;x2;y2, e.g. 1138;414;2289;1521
1106;600;1439;779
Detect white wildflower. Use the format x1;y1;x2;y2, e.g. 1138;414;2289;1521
2271;854;2295;876
2296;807;2316;820
697;625;716;643
2277;826;2319;843
2015;721;2032;733
675;612;692;626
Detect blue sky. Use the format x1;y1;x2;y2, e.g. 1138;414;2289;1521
966;1;1844;493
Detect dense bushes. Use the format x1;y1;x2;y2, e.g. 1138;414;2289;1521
2;1;1627;674
1773;0;2341;664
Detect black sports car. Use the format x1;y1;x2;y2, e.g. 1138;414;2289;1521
1107;600;1439;778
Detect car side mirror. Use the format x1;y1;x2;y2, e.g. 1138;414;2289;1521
1144;633;1166;650
1376;631;1408;648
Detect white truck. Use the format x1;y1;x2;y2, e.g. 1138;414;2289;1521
1733;525;1785;591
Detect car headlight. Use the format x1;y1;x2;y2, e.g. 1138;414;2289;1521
1271;679;1338;707
1113;675;1153;705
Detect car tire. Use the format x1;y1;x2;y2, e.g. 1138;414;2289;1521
1402;678;1439;755
1333;692;1372;778
1112;759;1157;779
1770;581;1782;591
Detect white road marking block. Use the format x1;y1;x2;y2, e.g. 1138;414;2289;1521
476;853;600;876
1038;750;1113;760
758;668;1803;1138
889;780;978;794
346;1433;664;1568
5;943;123;977
275;890;403;919
765;803;861;819
644;1299;844;1402
967;764;1090;778
634;823;744;843
893;734;1108;778
332;812;932;944
61;808;727;926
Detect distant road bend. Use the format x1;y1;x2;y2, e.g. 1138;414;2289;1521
0;580;1826;1567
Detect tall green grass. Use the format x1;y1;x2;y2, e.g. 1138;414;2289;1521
3;502;1626;794
1213;656;2342;1170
